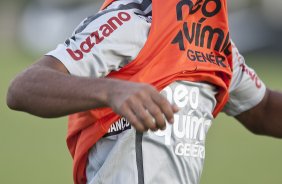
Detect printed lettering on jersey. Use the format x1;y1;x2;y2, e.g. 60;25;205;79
240;64;262;89
148;84;213;159
171;0;232;68
103;117;131;137
65;11;132;61
232;43;262;89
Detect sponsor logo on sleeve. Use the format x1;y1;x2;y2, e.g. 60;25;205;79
66;12;131;61
240;64;262;89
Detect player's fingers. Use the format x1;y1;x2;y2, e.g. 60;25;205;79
144;102;166;130
172;103;180;113
128;100;158;131
151;93;176;124
120;104;147;132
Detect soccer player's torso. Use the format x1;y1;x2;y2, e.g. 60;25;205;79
47;0;266;183
86;1;220;182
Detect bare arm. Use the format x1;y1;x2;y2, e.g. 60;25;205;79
7;56;112;117
7;56;178;132
236;88;282;138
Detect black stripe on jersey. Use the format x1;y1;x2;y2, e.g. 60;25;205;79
134;11;152;17
65;36;76;46
74;0;152;34
136;131;145;184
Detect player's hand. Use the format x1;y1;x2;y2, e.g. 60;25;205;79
106;80;179;132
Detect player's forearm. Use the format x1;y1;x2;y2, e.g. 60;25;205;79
236;89;282;138
259;90;282;137
7;65;112;118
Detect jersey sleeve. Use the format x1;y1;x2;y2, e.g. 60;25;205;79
46;9;150;78
222;42;266;116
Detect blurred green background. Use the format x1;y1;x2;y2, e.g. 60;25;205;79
0;0;281;184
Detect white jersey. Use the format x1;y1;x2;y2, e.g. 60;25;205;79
46;0;266;183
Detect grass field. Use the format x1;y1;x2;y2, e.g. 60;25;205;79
0;45;281;184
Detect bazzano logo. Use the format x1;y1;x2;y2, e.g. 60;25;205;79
66;12;131;61
172;0;232;68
